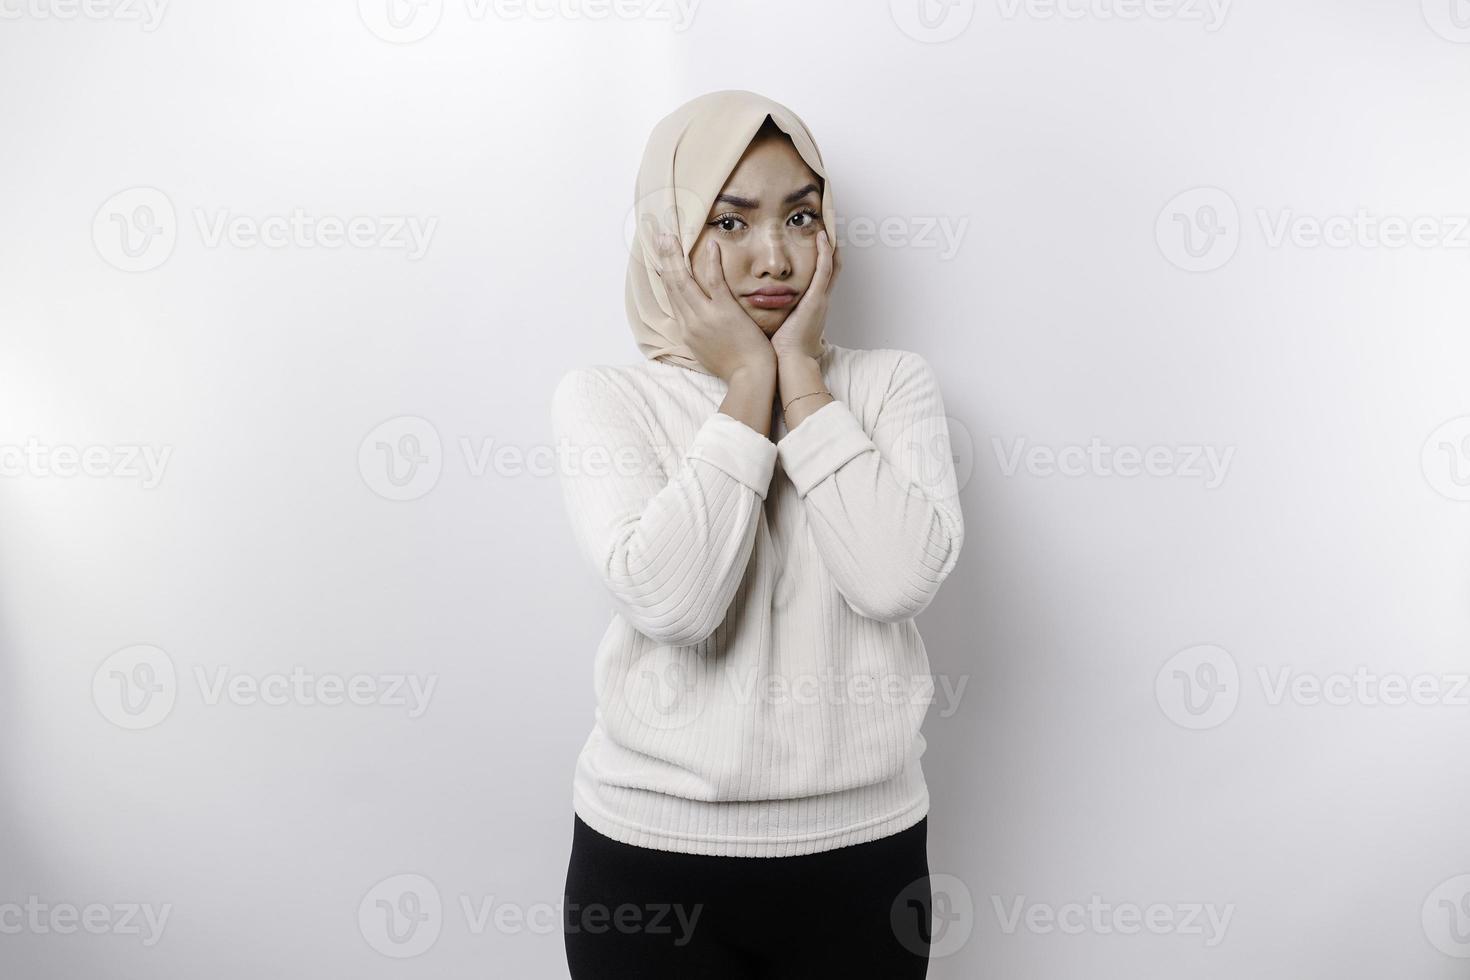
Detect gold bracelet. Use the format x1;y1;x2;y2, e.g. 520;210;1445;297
782;390;832;414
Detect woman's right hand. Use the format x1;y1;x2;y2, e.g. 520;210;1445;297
654;233;776;383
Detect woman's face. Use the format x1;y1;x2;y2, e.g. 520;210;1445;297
690;134;824;336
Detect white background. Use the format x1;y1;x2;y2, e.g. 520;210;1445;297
3;0;1470;976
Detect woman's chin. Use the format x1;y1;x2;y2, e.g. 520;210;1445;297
747;308;790;334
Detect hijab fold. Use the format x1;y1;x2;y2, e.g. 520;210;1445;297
624;90;841;376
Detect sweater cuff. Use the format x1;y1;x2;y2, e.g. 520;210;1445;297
776;399;875;497
686;411;779;499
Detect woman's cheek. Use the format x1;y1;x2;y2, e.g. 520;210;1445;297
797;247;818;291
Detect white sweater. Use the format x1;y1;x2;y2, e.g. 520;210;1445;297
549;343;965;857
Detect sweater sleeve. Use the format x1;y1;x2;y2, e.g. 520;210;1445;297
775;351;965;623
550;368;777;646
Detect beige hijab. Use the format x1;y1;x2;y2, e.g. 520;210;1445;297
625;90;842;376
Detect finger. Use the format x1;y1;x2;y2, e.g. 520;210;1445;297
643;218;667;276
652;233;695;323
655;233;703;314
786;233;833;320
651;231;679;276
810;229;835;296
696;239;736;305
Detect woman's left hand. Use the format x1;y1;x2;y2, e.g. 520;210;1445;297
770;229;838;362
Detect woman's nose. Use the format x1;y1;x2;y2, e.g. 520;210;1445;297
750;227;792;279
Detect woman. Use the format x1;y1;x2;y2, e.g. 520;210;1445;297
552;90;965;977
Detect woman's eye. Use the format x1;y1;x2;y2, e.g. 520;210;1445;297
789;208;822;229
709;214;745;233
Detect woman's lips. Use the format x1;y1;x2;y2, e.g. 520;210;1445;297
746;290;798;309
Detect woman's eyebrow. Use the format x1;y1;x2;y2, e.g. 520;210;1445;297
714;183;820;209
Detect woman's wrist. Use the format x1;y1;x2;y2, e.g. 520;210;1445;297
776;348;823;371
776;353;833;427
776;353;823;396
720;362;779;437
728;360;777;388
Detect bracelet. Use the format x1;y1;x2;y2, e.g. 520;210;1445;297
782;390;832;414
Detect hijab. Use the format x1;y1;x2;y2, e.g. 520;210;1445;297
624;90;842;376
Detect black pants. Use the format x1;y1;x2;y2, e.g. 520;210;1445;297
562;813;932;978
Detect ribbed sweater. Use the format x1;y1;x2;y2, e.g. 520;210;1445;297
549;343;965;857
